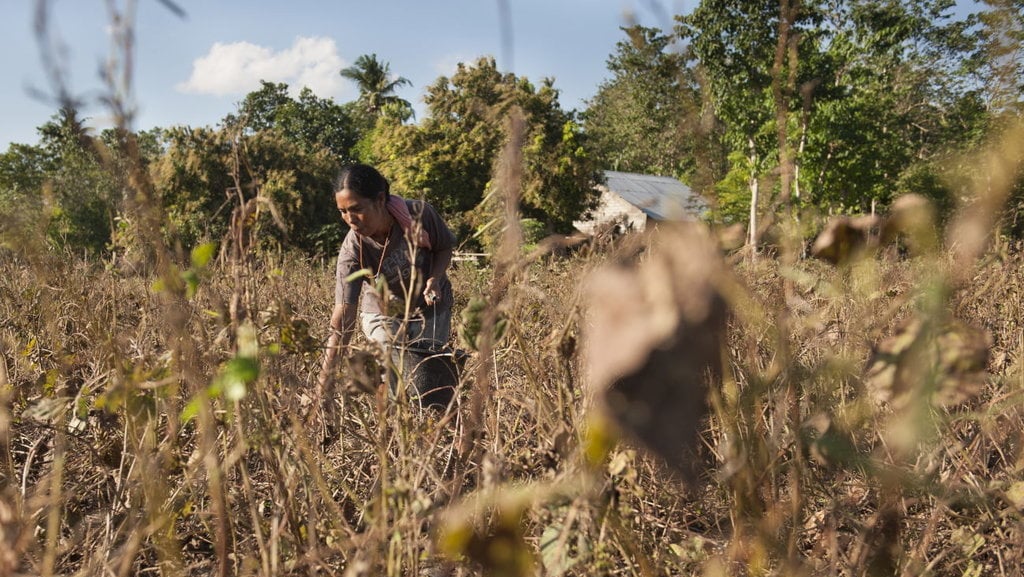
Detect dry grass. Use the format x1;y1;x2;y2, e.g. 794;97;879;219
4;190;1024;576
5;4;1024;576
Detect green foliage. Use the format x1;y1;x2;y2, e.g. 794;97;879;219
41;110;120;254
676;0;782;154
520;98;597;231
892;161;958;221
340;53;415;123
713;151;755;225
154;89;345;256
0;108;121;255
151;126;234;248
226;81;361;160
676;0;799;243
519;218;546;251
795;0;986;211
231;130;340;256
973;1;1024;238
975;0;1024;114
0;143;49;246
583;25;726;185
672;0;997;238
226;81;292;133
0;143;48;201
360;57;598;247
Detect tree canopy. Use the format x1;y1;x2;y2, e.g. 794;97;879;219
358;57;598;249
3;6;1022;259
340;53;415;124
672;0;998;244
583;25;726;186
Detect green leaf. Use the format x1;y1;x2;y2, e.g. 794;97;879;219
182;270;200;299
180;396;202;423
218;356;259;402
190;242;217;268
344;268;372;283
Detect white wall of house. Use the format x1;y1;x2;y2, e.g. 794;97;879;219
574;187;649;235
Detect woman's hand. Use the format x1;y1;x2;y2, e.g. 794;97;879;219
423;277;439;306
319;303;356;396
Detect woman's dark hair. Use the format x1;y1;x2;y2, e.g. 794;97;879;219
335;163;389;200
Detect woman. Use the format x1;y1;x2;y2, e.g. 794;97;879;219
318;163;457;408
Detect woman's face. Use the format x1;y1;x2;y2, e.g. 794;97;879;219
336;188;388;237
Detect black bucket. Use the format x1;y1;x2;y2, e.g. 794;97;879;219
389;346;461;409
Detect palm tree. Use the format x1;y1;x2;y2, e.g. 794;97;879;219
339;54;414;120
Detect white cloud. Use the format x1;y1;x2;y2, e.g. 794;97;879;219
177;36;348;99
432;52;484;78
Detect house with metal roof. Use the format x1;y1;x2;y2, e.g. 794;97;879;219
573;170;709;235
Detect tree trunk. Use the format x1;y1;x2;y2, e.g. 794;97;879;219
795;114;807;201
748;137;759;257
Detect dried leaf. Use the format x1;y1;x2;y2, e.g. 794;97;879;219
1004;481;1024;509
344;349;383;394
437;489;536;577
585;223;728;482
22;396;70;423
880;194;938;256
539;520;579;577
800;413;860;468
810;214;880;265
865;317;990;407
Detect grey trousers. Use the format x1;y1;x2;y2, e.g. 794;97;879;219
360;304;452;353
360;305;457;405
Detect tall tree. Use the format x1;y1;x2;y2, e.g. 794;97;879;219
34;108;118;253
153;125;340;256
340;54;415;122
0;142;50;247
800;0;984;212
583;25;725;187
975;0;1024;115
227;81;292;133
679;0;984;235
358;57;598;247
154;83;354;256
224;81;360;160
151;126;234;249
0;143;49;206
678;0;797;246
976;0;1024;235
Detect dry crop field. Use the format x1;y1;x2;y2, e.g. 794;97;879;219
2;8;1024;571
4;148;1024;577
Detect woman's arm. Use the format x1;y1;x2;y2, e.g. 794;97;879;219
318;301;358;391
424;246;453;305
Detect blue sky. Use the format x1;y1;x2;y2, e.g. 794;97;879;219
1;0;686;150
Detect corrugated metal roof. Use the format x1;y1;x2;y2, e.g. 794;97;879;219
602;170;707;221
